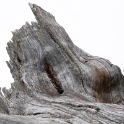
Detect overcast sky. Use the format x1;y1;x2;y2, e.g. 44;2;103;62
0;0;124;88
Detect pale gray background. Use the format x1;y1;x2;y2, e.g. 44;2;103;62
0;0;124;88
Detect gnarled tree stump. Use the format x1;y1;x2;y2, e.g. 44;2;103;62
0;3;124;124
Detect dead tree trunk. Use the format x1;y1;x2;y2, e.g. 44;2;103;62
0;3;124;124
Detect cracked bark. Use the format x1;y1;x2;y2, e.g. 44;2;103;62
0;3;124;124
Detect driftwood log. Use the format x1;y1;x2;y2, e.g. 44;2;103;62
0;3;124;124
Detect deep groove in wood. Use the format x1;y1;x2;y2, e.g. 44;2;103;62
44;62;64;94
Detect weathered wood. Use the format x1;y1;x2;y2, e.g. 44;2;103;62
0;3;124;124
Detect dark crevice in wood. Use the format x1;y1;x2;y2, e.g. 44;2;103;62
33;112;42;115
17;55;21;64
44;62;64;94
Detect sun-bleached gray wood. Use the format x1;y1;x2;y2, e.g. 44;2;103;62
0;3;124;124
